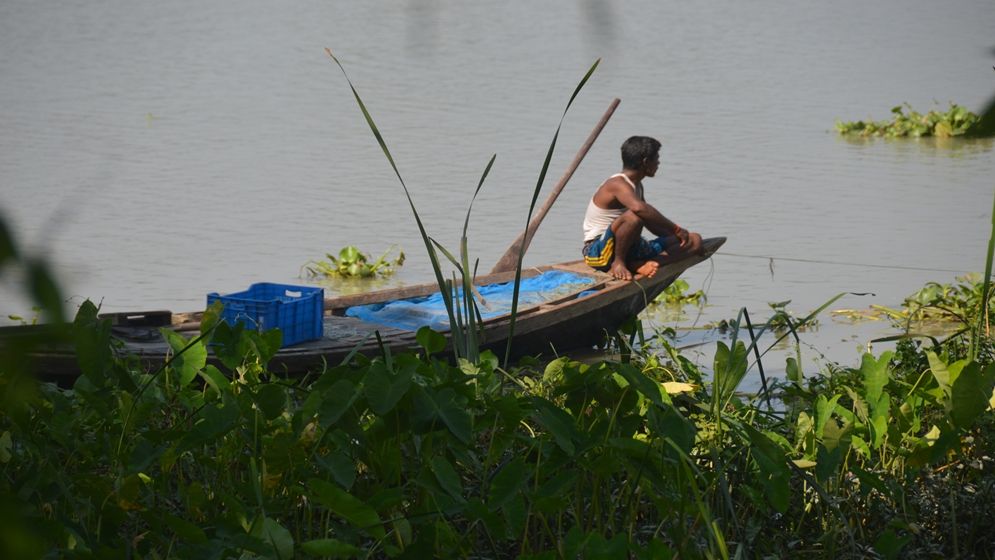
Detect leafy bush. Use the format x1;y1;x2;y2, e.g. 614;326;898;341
2;300;993;558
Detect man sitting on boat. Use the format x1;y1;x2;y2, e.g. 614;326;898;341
582;135;703;281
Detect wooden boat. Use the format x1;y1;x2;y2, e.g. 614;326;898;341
12;237;724;383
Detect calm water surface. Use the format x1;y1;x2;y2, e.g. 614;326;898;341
1;0;992;380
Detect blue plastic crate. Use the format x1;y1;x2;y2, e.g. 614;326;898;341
206;283;324;347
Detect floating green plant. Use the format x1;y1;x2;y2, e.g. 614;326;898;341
834;273;993;331
652;278;706;305
836;103;981;138
302;245;404;278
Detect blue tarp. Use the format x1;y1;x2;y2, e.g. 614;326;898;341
345;270;596;332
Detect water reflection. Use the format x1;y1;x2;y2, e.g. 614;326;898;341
836;134;995;157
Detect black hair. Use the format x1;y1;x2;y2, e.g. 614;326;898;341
620;136;661;170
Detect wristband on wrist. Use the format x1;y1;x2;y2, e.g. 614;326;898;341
673;225;683;235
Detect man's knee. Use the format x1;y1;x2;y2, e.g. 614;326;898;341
613;211;644;233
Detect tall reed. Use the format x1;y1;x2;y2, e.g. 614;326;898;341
325;48;598;363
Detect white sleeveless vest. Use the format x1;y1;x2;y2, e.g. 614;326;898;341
582;173;640;242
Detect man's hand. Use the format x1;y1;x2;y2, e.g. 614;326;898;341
674;227;690;248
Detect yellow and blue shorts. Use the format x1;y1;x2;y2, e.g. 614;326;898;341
582;228;668;271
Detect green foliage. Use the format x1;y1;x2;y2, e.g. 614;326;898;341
836;103;985;138
303;245;404;278
652;278;706;305
899;273;992;325
3;295;994;558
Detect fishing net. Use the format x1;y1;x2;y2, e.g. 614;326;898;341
345;270;597;332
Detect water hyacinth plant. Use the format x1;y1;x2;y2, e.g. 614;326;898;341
836;103;981;138
652;278;706;306
302;245;404;279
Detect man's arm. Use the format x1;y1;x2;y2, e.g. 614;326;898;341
605;179;683;239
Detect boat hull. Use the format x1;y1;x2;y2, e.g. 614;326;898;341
7;238;725;383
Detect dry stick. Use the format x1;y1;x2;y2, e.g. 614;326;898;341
490;97;621;274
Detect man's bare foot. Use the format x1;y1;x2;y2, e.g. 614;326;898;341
634;260;659;279
609;260;633;281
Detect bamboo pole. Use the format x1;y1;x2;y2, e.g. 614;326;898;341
490;97;621;273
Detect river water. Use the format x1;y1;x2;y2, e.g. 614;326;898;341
1;0;993;380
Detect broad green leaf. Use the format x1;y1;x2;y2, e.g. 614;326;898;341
785;356;802;384
821;416;845;452
846;386;869;424
795;411;814;454
950;361;995;430
198;365;230;394
182;392;240;449
210;320;248;370
163;513;207;544
927;351;968;396
253;383;287;421
586;532;629;559
0;431;11;463
532;397;579;455
615;364;664;407
318;379;358;429
200;300;223;338
791;459;817;469
850;464;889;498
411;387;472;443
256;328;283;363
416;326;446;355
434;388;472;444
309;478;385;539
542;357;569;385
870;401;889;450
162;329;207;388
488;457;527;511
713;340;748;405
252;517;294;560
364;360;413;415
814;394;841;438
742;424;790;513
649;405;696;454
339;245;361;263
815;444;844;483
874;529;912;560
301;538;361;558
73;300;113;385
851;435;871;458
431;456;465;501
860;351;891;405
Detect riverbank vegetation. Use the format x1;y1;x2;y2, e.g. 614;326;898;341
0;284;993;558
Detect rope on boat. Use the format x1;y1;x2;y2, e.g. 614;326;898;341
719;252;975;275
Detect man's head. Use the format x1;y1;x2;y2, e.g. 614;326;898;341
620;136;661;176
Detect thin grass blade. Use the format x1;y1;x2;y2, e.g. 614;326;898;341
325;48;460;335
972;189;995;360
503;58;601;366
